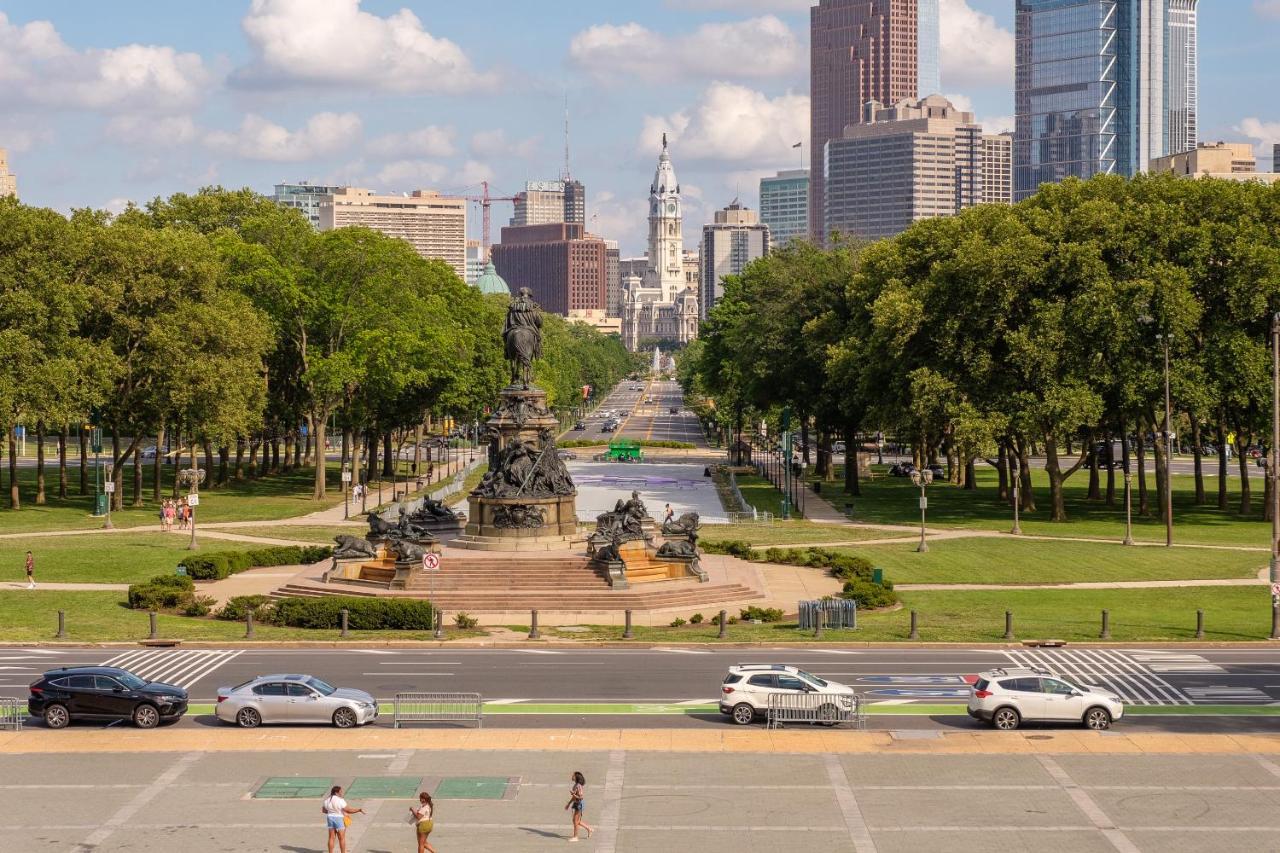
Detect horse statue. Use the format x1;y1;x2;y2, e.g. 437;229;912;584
503;287;543;389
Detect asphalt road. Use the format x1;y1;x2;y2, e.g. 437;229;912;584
565;378;707;449
6;646;1280;732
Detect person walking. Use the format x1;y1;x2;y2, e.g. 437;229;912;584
564;771;593;841
24;551;34;589
322;785;363;853
663;503;674;525
409;791;436;853
165;500;176;532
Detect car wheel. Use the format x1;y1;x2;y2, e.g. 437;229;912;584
731;703;756;726
817;703;841;726
1083;706;1112;731
133;704;160;729
236;707;262;729
43;704;70;730
991;707;1021;730
332;707;358;729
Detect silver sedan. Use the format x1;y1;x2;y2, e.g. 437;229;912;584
214;674;379;728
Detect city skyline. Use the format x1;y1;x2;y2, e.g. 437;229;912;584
1;0;1278;255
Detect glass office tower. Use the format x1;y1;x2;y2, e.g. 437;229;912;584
918;0;942;96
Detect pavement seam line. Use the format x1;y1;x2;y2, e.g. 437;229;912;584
824;753;878;853
594;748;626;852
343;797;384;849
1250;753;1280;779
1035;755;1140;853
71;749;203;852
388;748;414;774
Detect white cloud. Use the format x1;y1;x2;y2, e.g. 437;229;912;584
451;160;492;188
367;125;455;159
944;93;1013;134
1256;1;1280;19
640;82;808;166
469;129;538;160
940;0;1014;89
0;12;209;112
372;159;449;189
105;115;198;147
233;0;494;93
206;112;362;162
570;16;803;82
1236;117;1280;160
588;189;649;254
104;197;135;215
664;0;808;9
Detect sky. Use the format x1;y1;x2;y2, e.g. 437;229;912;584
2;0;1279;256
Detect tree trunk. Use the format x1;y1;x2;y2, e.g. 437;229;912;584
304;415;314;464
217;446;229;487
1136;427;1149;516
78;424;88;495
270;438;280;474
293;426;302;469
111;432;121;511
152;424;165;502
35;422;46;505
234;438;245;481
845;422;860;497
1190;416;1205;505
247;437;261;478
312;415;328;500
382;431;394;478
996;443;1008;502
800;418;811;465
1216;419;1229;510
365;430;378;484
1044;434;1068;521
1105;427;1116;506
1017;441;1035;513
343;427;353;468
58;424;68;500
1151;413;1168;524
8;424;19;509
203;441;214;486
964;457;976;490
282;433;293;472
1237;432;1252;516
132;436;143;507
171;430;181;499
1086;428;1100;501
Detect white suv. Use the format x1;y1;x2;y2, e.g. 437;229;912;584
719;664;856;726
968;667;1125;731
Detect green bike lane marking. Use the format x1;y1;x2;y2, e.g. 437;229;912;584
181;702;1280;717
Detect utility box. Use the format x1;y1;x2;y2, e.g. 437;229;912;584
93;494;109;516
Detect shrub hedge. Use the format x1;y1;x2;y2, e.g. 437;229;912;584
182;545;333;580
701;539;755;559
215;594;275;622
700;544;900;611
272;596;435;630
127;575;196;611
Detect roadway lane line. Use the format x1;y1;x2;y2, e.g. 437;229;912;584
594;749;626;853
824;753;878;853
71;750;203;853
1251;754;1280;779
362;672;455;676
1035;755;1140;853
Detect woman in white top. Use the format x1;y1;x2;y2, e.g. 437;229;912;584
322;785;364;853
410;791;436;853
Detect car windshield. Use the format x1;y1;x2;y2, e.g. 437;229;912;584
115;672;148;690
797;670;828;688
306;677;337;696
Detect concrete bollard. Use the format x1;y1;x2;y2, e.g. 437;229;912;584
245;612;255;639
814;614;823;639
622;609;633;640
340;608;349;638
908;610;919;641
1100;609;1111;640
529;609;541;640
434;611;444;641
56;610;66;640
1003;610;1014;641
717;609;727;639
1196;609;1205;640
148;611;158;640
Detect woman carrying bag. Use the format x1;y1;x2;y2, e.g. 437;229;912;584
322;785;363;853
409;791;437;852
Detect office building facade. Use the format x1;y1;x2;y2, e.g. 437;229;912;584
491;222;607;315
826;95;1012;241
0;148;15;199
810;0;919;242
510;179;587;227
273;182;343;228
1151;141;1280;185
1014;0;1200;200
759;170;810;247
918;0;941;96
318;188;467;278
603;239;622;318
700;202;770;319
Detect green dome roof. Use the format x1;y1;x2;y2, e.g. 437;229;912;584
475;260;510;296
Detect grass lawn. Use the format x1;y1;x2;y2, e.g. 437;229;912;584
735;474;801;520
0;463;346;533
816;464;1274;547
701;520;894;546
1;533;288;585
0;591;482;643
843;537;1265;585
203;524;363;545
553;586;1275;643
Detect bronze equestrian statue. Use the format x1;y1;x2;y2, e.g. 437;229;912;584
504;287;543;389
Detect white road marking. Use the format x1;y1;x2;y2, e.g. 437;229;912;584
99;649;244;690
652;647;711;655
486;698;529;705
594;749;626;853
514;649;564;655
1037;755;1140;853
808;649;861;655
825;753;878;853
361;672;454;676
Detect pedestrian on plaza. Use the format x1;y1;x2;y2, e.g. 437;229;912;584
165;500;176;532
24;551;34;589
158;501;167;532
663;503;674;524
564;771;593;841
322;784;363;853
409;791;436;853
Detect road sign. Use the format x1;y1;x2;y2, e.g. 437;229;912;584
104;481;115;494
186;494;199;507
919;496;928;509
423;552;441;571
341;470;352;483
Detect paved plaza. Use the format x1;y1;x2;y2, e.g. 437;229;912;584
5;730;1280;852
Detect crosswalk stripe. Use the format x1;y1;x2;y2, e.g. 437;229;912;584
96;650;243;690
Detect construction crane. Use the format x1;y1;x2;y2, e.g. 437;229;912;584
462;181;516;261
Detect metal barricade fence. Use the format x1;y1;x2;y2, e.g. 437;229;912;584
765;691;863;730
798;599;857;630
0;697;24;731
393;692;483;728
727;510;775;525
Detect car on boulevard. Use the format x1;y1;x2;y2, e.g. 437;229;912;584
29;666;188;729
968;667;1124;731
719;663;856;725
215;674;378;728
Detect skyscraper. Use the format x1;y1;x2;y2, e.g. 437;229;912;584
759;170;810;247
918;0;941;96
810;0;919;242
1274;143;1280;174
1014;0;1199;200
700;201;770;319
0;148;16;199
491;222;607;315
509;179;588;227
318;188;467;278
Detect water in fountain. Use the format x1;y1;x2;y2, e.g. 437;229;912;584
652;346;661;375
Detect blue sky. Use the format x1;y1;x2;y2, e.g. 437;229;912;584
2;0;1278;255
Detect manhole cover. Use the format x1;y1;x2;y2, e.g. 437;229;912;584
347;777;423;799
889;730;942;740
1026;735;1054;741
434;776;517;800
254;777;333;799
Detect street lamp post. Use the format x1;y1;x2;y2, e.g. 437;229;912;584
1156;332;1174;547
1271;312;1280;639
341;465;351;520
177;465;206;551
1010;457;1022;535
910;468;933;552
1122;468;1135;546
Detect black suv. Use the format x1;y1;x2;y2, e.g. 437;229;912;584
29;666;188;729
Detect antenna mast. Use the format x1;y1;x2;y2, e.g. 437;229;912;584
562;92;571;181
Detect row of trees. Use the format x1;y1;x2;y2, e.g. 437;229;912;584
0;188;635;510
684;174;1280;521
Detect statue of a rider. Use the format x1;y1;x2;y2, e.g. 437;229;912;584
504;287;543;388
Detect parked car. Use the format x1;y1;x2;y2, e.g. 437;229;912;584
832;441;846;454
719;663;856;726
557;450;577;461
215;674;378;728
573;421;586;431
669;407;680;414
889;462;917;477
968;667;1123;731
602;420;618;433
29;666;188;729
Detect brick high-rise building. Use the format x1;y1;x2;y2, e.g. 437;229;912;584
491;222;607;315
810;0;919;242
